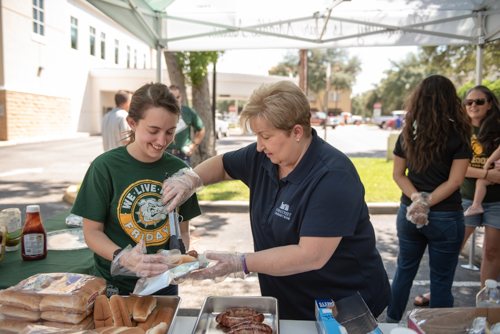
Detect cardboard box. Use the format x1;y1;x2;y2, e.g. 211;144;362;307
315;299;347;334
408;307;500;334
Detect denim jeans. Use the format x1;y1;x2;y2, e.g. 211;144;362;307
386;204;464;321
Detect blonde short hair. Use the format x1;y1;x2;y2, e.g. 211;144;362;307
240;81;311;137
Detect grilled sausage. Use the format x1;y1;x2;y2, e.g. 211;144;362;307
228;321;272;334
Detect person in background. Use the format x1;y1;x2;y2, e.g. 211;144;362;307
73;82;201;296
102;90;132;152
165;85;206;166
464;144;500;216
460;85;500;288
386;75;472;322
161;80;391;321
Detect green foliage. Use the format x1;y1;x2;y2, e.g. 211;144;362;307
175;51;223;88
457;79;500;99
197;180;249;201
268;49;361;96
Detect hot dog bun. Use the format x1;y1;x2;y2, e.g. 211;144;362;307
0;305;41;321
110;295;133;327
146;322;168;334
0;289;43;311
94;295;114;328
124;294;140;318
133;295;157;322
94;326;145;334
137;309;158;331
44;314;93;330
154;307;175;328
40;310;88;324
173;254;196;265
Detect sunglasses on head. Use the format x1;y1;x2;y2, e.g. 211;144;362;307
465;98;488;106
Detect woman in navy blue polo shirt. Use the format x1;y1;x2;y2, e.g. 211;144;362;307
162;80;391;321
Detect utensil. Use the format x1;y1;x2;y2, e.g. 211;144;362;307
165;173;186;254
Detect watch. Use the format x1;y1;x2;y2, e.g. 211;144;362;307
194;142;199;147
113;248;123;260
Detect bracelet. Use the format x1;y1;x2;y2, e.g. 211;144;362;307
113;248;123;260
241;254;250;275
485;169;489;179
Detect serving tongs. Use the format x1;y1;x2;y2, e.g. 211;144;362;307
165;173;187;254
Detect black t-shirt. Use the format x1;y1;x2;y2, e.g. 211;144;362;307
393;130;472;211
223;129;391;320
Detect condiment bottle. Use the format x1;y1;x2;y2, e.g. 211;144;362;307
0;208;22;251
21;205;47;261
0;226;6;264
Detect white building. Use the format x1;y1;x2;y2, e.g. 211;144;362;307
0;0;295;142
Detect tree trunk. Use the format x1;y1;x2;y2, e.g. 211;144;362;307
191;76;215;167
164;51;188;106
298;49;308;94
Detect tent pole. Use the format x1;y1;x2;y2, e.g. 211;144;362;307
156;13;163;83
475;43;483;86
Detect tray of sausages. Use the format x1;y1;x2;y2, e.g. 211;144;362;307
191;296;278;334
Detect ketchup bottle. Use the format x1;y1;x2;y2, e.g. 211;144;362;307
21;205;47;261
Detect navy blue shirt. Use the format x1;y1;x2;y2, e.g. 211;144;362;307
223;129;391;320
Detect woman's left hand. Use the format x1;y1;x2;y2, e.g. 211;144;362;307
407;192;432;227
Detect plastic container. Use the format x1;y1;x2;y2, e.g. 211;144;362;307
0;208;22;251
21;205;47;261
476;279;500;307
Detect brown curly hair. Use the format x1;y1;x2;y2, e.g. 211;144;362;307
402;75;472;173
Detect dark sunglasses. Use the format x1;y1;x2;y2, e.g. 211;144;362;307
465;98;488;106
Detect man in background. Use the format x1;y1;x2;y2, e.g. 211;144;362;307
102;90;132;152
166;85;205;166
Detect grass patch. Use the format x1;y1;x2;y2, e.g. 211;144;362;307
198;158;400;203
197;180;250;201
351;158;401;202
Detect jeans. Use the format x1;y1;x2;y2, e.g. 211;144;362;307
386;204;464;321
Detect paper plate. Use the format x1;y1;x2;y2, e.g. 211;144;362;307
47;228;88;250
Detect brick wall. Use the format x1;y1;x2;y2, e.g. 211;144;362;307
1;91;71;141
0;90;6;141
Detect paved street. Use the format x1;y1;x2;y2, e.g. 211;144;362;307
0;125;484;322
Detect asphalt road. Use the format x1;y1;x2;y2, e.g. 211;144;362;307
0;125;483;322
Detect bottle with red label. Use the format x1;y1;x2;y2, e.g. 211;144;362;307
21;205;47;261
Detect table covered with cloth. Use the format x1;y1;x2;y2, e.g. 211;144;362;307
0;210;94;289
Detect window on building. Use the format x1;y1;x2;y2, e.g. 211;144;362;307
100;33;105;59
134;49;137;69
89;27;96;56
70;17;78;49
329;91;341;102
126;46;130;68
114;39;119;64
33;0;45;36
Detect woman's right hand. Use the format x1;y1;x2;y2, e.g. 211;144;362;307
486;168;500;184
110;240;170;277
162;168;204;212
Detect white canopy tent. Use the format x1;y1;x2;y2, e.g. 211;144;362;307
88;0;500;83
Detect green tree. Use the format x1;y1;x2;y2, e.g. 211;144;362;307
165;51;223;167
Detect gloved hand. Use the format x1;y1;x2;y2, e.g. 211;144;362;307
162;167;204;213
406;192;432;228
110;240;170;278
186;251;248;283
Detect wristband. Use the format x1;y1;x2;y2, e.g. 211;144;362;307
113;248;123;260
241;254;250;275
485;169;489;179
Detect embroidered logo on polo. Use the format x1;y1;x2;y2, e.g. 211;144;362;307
274;202;292;220
117;179;172;246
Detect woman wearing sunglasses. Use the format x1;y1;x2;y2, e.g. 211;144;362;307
386;75;472;322
461;85;500;289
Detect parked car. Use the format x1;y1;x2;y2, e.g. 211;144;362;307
311;111;338;128
371;110;406;129
215;114;230;139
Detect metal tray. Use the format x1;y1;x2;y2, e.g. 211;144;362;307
123;295;181;334
191;296;279;334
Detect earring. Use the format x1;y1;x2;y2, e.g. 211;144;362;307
297;138;300;142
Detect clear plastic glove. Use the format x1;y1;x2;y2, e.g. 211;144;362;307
110;240;170;278
185;251;247;283
406;192;432;228
162;167;204;213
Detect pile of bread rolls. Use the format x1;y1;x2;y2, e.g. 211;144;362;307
0;274;106;333
93;295;174;334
